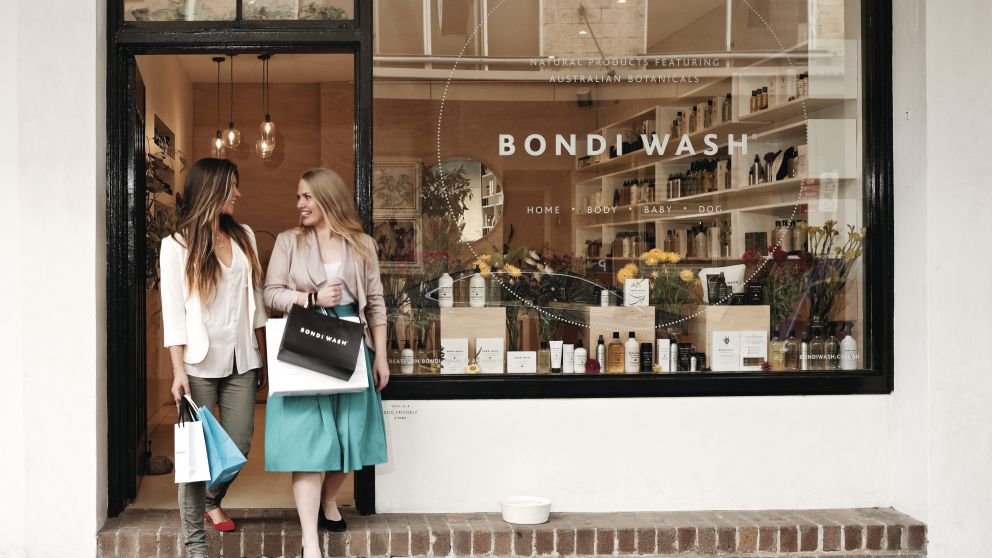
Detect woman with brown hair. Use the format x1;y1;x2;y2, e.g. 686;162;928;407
263;167;389;558
159;158;268;558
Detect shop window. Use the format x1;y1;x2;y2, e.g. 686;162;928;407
123;0;354;22
125;0;237;21
372;0;872;387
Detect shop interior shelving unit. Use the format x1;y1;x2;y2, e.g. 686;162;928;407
572;40;860;272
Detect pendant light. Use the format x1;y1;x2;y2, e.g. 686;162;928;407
255;53;276;159
210;56;226;158
223;54;241;149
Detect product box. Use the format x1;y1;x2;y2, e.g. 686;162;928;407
475;338;505;374
623;278;650;307
686;305;770;367
439;307;507;363
506;351;537;374
440;338;469;374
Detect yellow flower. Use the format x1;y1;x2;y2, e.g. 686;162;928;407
679;269;695;283
479;254;493;263
504;264;522;278
616;263;639;282
664;252;682;264
478;262;492;277
643;255;660;266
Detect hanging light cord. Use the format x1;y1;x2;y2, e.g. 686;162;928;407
215;57;222;131
263;56;269;118
229;55;235;125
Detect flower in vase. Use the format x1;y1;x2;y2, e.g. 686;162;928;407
663;251;682;264
742;249;761;265
679;269;695;283
477;261;492;277
504;264;522;278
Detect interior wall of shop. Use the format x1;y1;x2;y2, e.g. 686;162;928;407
137;55;195;430
0;0;108;556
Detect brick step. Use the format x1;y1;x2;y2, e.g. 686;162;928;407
98;508;926;558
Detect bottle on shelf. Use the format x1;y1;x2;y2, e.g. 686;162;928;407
750;90;758;113
704;99;714;129
769;325;785;371
640;343;653;373
669;332;679;372
784;329;799;370
761;86;769;109
624;331;640;374
469;265;486;308
800;331;810;371
675;112;683;136
689;106;698;133
809;320;826;371
537;341;551;374
437;272;454;308
840;322;858;370
825;322;841;371
574;338;588;373
606;332;625;373
721;93;733;123
749;155;761;186
596;334;607;369
400;340;414;375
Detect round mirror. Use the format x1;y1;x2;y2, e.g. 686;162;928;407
428;157;503;243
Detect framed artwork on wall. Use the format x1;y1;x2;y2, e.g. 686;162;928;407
373;216;422;274
372;160;421;217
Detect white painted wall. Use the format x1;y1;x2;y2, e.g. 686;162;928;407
920;1;992;556
0;0;108;557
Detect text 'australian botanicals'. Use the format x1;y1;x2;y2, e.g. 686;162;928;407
498;132;748;159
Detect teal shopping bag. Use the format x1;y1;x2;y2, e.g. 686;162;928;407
184;396;247;488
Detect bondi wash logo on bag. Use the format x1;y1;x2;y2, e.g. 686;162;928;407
300;327;349;346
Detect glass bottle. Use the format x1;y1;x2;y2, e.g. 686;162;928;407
537;341;552;374
607;332;625;373
689;106;698;133
784;329;799;370
809;321;826;371
722;93;733;123
703;99;714;129
825;322;841;371
769;326;785;371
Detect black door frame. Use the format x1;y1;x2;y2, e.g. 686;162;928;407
106;0;375;517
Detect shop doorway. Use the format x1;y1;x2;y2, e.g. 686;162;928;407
134;51;359;510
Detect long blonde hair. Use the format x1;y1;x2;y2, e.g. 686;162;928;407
297;167;376;262
175;158;263;302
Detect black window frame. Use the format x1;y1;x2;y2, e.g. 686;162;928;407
105;0;893;516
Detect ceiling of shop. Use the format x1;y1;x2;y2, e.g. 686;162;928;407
646;0;726;47
176;53;354;83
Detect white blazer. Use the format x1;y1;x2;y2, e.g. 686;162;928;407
159;225;267;364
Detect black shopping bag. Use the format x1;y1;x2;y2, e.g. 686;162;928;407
277;305;365;381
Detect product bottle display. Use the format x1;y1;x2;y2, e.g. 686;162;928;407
825;323;841;371
400;340;414;375
800;331;809;371
537;341;551;374
596;335;606;369
623;332;640;373
769;326;785;371
639;343;653;373
721;93;732;123
437;272;454;308
600;288;610;307
468;266;485;308
415;338;428;374
669;333;679;372
784;329;799;370
563;343;574;374
550;340;563;373
840;322;858;370
809;322;826;371
573;339;588;373
607;332;625;373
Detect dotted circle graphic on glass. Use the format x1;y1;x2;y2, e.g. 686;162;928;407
433;0;810;332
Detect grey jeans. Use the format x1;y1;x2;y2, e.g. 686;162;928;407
179;369;257;556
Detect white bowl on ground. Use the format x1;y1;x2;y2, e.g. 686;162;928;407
499;496;552;524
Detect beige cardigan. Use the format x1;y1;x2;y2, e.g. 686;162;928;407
263;228;387;346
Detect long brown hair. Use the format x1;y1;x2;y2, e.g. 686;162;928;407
297;167;375;262
175;158;263;302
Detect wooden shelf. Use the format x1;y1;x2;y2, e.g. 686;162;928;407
738;96;845;123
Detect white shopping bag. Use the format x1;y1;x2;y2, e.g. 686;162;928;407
174;398;211;484
266;317;370;396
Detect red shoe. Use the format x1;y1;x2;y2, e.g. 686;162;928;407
204;511;236;532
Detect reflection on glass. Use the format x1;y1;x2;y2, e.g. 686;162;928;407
243;0;353;20
374;0;867;375
124;0;236;21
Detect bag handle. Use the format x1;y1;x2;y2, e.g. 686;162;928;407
177;395;200;426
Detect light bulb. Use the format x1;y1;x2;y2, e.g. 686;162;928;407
255;137;275;159
223;123;242;149
211;130;226;158
259;114;276;141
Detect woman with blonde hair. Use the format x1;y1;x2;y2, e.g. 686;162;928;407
264;167;389;558
159;158;268;558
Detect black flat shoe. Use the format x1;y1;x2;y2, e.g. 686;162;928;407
318;506;347;532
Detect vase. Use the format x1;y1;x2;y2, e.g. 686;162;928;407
486;275;503;306
505;306;522;352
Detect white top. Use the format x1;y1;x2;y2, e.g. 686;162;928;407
185;249;263;378
323;262;356;305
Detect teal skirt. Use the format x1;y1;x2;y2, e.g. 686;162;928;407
265;303;388;472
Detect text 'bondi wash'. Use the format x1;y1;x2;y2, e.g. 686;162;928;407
498;133;748;158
